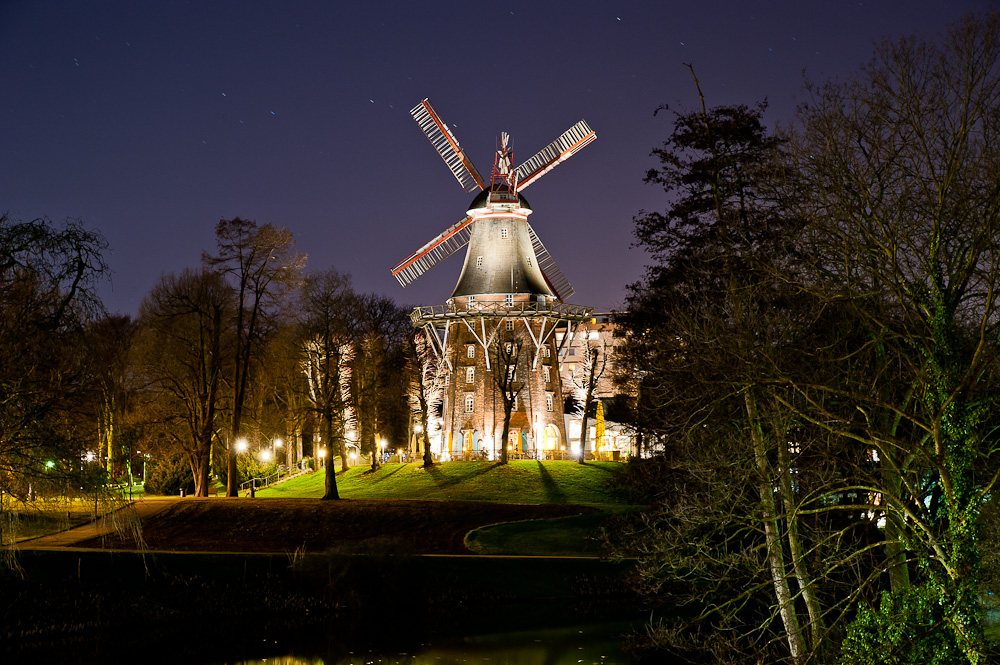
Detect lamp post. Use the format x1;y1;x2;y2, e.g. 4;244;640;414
273;438;282;478
318;447;327;469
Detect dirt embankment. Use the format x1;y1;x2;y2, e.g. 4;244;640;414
72;498;594;554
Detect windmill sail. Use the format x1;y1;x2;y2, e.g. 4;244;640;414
526;223;574;301
411;99;485;193
391;215;476;287
514;120;596;192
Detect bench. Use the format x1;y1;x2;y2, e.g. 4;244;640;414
205;486;221;497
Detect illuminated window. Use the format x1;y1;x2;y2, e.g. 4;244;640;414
466;367;475;384
546;394;554;412
465;395;474;413
500;228;509;239
467;345;475;358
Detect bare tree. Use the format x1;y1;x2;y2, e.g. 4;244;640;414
0;215;109;502
349;294;411;471
298;268;355;500
133;268;231;496
570;340;608;464
407;330;444;467
492;336;524;465
203;218;304;497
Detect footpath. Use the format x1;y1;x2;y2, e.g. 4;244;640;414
18;497;179;549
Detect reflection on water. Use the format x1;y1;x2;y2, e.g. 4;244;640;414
10;602;646;665
210;611;638;665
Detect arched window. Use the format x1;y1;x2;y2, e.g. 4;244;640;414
543;347;551;358
467;345;475;358
546;393;554;412
466;367;475;384
543;366;551;383
465;395;474;413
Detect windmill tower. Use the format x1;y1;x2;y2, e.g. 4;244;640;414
391;99;595;460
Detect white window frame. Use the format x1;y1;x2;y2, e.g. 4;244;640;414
543;366;551;383
467;345;475;358
546;394;554;412
465;395;474;413
466;367;475;384
476;255;483;267
505;319;514;331
500;228;509;239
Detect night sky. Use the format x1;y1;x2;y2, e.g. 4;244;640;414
1;1;989;317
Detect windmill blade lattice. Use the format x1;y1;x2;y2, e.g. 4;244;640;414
410;99;485;193
514;120;596;192
526;223;574;301
391;215;476;287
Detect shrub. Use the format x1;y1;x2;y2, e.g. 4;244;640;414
144;456;195;496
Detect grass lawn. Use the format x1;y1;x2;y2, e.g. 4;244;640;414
256;460;629;506
252;460;632;556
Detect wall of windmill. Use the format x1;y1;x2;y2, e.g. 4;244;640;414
414;312;636;462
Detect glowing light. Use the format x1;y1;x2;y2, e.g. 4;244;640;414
273;438;283;448
235;438;248;452
260;449;272;462
318;448;327;458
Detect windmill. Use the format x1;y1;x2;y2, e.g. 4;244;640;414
392;99;596;461
391;98;596;301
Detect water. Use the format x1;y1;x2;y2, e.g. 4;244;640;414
209;617;638;665
10;603;647;665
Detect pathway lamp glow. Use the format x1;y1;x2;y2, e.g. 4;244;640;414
318;447;327;469
235;438;248;453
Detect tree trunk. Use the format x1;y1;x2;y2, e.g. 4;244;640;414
500;411;511;464
774;416;826;658
422;428;433;466
746;391;806;665
321;415;340;500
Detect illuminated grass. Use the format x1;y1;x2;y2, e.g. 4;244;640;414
256;460;628;506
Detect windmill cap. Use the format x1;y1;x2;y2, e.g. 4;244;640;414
467;184;531;213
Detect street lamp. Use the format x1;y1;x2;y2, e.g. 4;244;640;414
235;437;248;453
318;447;327;469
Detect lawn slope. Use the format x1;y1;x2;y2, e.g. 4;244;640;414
257;460;628;506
